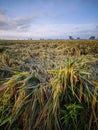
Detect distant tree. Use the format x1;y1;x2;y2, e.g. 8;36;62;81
77;37;80;40
69;36;74;40
28;38;32;40
40;38;44;40
89;36;95;40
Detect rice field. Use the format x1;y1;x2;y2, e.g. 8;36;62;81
0;40;98;130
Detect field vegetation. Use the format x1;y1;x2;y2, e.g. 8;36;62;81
0;40;98;130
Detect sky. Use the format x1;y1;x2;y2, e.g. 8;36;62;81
0;0;98;39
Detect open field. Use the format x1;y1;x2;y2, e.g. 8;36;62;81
0;40;98;79
0;40;98;130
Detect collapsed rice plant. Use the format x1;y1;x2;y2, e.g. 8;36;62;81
0;57;98;130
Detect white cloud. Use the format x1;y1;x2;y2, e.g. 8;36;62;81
0;10;39;31
0;23;98;39
28;24;98;39
0;10;9;22
0;10;98;39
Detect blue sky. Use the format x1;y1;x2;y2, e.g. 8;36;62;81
0;0;98;39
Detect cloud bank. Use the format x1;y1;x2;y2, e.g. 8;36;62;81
0;10;98;39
